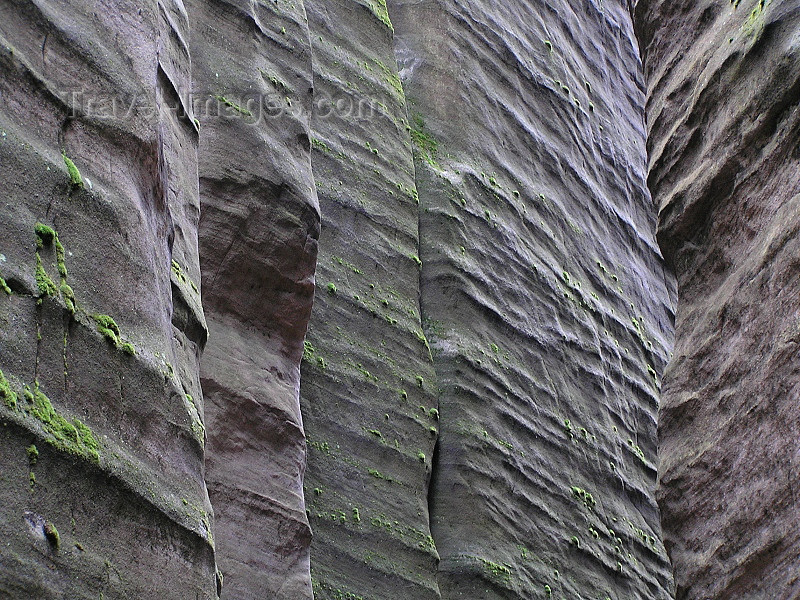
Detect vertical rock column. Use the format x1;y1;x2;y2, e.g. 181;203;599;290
390;0;676;598
299;1;440;598
190;0;320;599
0;1;215;598
636;0;800;597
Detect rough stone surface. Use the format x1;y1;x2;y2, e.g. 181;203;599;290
7;0;778;598
299;2;441;598
636;1;800;598
395;1;675;598
191;1;320;599
299;1;676;599
0;1;215;598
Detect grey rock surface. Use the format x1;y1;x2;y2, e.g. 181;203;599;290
636;0;800;597
0;1;215;598
191;0;320;599
300;0;676;598
396;1;676;598
12;0;790;598
299;1;441;598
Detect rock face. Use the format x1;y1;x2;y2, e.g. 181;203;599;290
300;0;675;599
15;0;797;598
190;1;319;599
0;1;215;598
396;0;676;597
636;1;800;597
299;2;441;598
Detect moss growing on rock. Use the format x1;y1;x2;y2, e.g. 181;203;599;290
0;369;17;409
60;283;76;314
367;0;394;31
55;238;67;280
35;253;58;298
0;276;11;295
303;340;316;362
28;382;100;463
62;153;84;188
35;223;68;280
34;223;56;247
44;521;60;549
171;259;199;293
213;95;253;117
409;115;439;168
93;314;121;346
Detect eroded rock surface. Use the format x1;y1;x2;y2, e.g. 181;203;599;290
300;0;676;599
394;0;675;598
299;2;440;598
636;1;800;597
0;1;214;598
0;0;739;598
191;1;320;598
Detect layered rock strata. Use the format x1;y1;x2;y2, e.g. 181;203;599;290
636;0;800;597
0;1;215;597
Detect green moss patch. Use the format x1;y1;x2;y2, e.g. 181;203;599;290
410;115;439;168
34;223;56;247
60;283;75;314
35;224;69;300
171;259;199;294
0;369;17;409
91;313;136;356
368;0;394;31
44;521;60;549
35;253;57;298
93;314;121;345
303;340;316;362
28;382;100;463
62;153;84;188
213;95;253;117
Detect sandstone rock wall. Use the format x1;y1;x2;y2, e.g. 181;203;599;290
300;0;676;598
299;2;441;598
395;0;676;597
636;0;800;597
190;1;320;599
0;1;703;599
0;1;215;597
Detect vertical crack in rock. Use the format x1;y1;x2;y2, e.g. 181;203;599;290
389;0;677;598
635;0;800;597
192;0;320;599
299;1;440;598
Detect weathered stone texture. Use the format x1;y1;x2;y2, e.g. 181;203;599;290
191;0;320;598
0;1;214;598
299;2;440;598
393;0;675;598
299;0;675;599
636;1;800;598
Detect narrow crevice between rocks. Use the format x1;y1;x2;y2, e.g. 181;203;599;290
383;1;445;592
